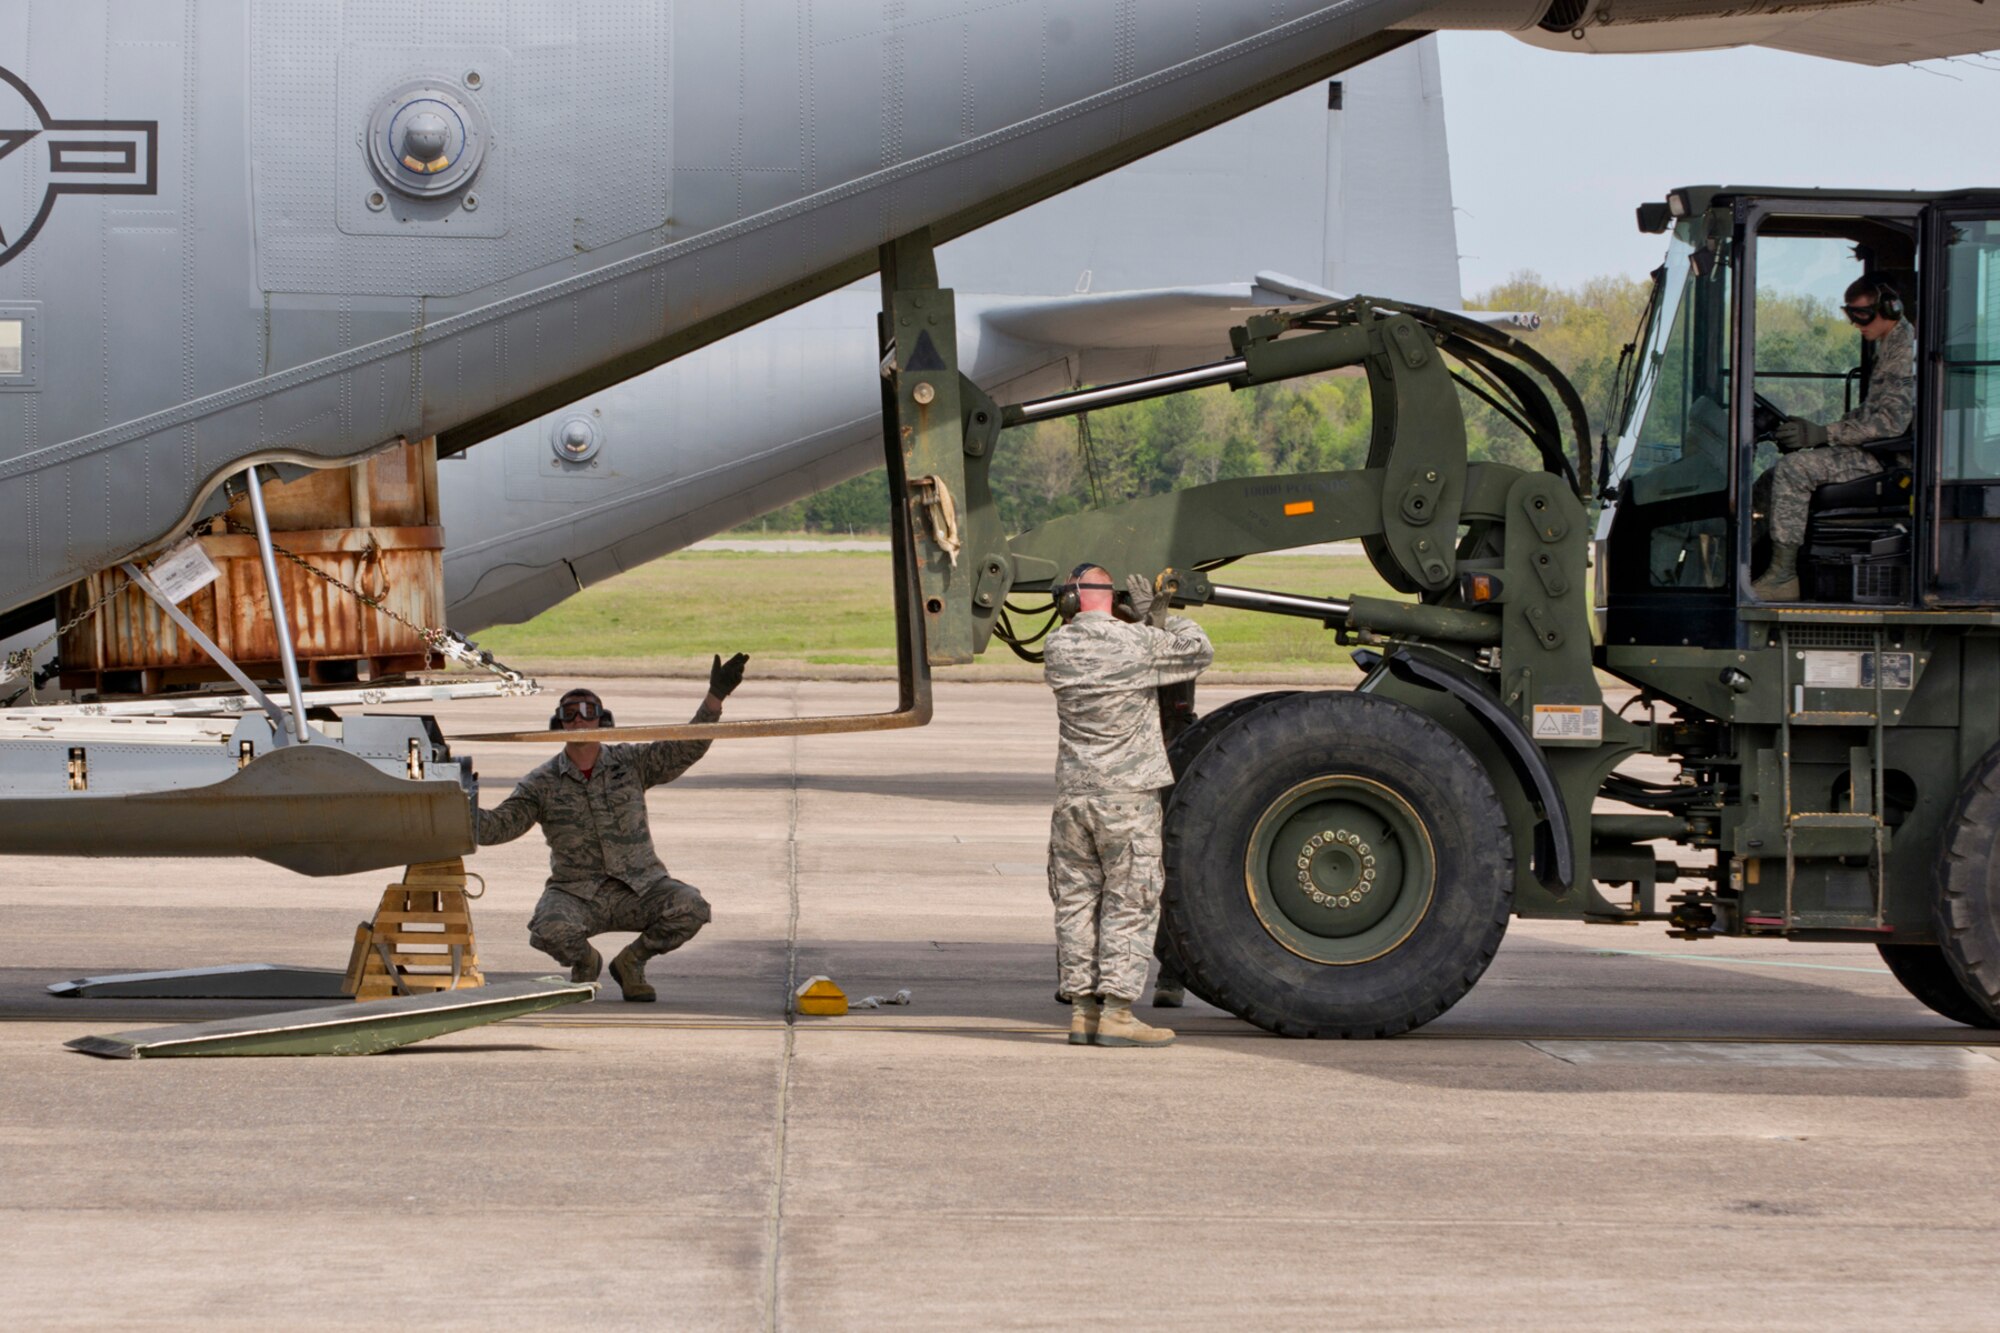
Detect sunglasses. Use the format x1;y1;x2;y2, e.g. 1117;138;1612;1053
1842;303;1879;325
558;698;604;721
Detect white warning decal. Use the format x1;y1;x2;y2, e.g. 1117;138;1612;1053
1532;704;1603;741
1801;651;1862;689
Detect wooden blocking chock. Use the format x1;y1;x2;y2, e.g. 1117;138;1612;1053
343;858;486;1002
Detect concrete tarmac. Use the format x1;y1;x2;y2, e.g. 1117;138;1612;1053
3;680;1997;1329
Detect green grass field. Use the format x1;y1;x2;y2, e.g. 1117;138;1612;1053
475;548;1402;676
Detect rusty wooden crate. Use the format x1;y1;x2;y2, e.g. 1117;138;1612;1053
57;439;446;694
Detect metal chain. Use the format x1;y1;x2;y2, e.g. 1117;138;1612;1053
0;579;126;697
7;519;535;701
221;517;533;688
3;513;241;696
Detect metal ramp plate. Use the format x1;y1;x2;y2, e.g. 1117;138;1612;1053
65;977;595;1058
48;964;352;1000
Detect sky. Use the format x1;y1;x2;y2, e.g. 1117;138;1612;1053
1435;33;2000;295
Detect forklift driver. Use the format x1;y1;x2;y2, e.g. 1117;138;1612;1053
1750;276;1916;601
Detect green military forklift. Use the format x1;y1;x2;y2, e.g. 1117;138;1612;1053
876;186;2000;1037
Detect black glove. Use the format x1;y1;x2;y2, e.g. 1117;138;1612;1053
710;652;749;699
1773;418;1826;453
1123;573;1155;624
1147;569;1179;627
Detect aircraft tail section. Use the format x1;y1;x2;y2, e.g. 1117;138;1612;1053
938;38;1463;310
1323;39;1462;309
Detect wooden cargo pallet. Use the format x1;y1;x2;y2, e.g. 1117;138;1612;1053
58;655;431;695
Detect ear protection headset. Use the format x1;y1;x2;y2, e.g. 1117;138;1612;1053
1055;562;1116;620
1854;278;1904;323
549;688;615;731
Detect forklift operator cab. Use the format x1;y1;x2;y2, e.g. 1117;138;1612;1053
1599;186;2000;650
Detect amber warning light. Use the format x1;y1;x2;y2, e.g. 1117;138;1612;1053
1460;571;1505;604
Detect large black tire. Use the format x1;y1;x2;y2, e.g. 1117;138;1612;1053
1156;691;1303;1005
1932;744;2000;1024
1876;944;2000;1029
1163;691;1513;1037
1166;691;1301;784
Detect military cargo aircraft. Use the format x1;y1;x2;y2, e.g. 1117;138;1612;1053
3;0;1990;618
1;0;1996;879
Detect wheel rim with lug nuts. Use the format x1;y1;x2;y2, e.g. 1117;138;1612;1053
1244;774;1435;965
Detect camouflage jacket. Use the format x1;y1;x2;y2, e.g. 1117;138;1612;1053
473;701;720;899
1043;611;1214;795
1826;319;1915;447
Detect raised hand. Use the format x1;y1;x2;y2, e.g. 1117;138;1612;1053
710;651;749;699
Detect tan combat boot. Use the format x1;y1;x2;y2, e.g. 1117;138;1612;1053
1068;996;1102;1046
571;944;603;985
1751;542;1801;602
608;943;656;1003
1095;998;1175;1048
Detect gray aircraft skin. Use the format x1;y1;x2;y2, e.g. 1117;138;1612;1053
0;39;1497;658
441;41;1477;634
3;0;1995;628
0;0;1436;620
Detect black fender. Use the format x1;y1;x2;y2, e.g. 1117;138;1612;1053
1352;647;1574;893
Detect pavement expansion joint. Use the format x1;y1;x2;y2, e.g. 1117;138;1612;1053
7;1008;1999;1047
1528;1039;2000;1069
759;716;804;1333
11;1008;2000;1047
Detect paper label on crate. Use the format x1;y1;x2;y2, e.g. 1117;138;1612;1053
145;539;220;605
1801;651;1863;689
1532;704;1602;741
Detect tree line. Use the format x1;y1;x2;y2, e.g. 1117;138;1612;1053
734;271;1856;536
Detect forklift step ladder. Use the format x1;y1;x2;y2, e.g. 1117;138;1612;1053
1778;623;1892;931
343;858;486;1002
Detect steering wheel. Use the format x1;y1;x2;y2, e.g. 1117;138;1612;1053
1751;391;1788;443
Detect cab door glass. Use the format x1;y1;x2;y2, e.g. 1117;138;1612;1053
1751;236;1863;427
1930;215;2000;603
1744;235;1870;584
1941;218;2000;481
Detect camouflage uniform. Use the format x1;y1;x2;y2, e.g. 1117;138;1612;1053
1759;318;1915;545
474;701;719;969
1043;612;1213;1002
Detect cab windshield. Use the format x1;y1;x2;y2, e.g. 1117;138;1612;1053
1608;218;1734;588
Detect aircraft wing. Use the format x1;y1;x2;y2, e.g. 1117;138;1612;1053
977;274;1537;355
977;283;1311;353
1508;0;2000;62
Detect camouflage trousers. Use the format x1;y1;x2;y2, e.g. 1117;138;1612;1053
1754;447;1882;546
1047;791;1165;1003
527;877;710;968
